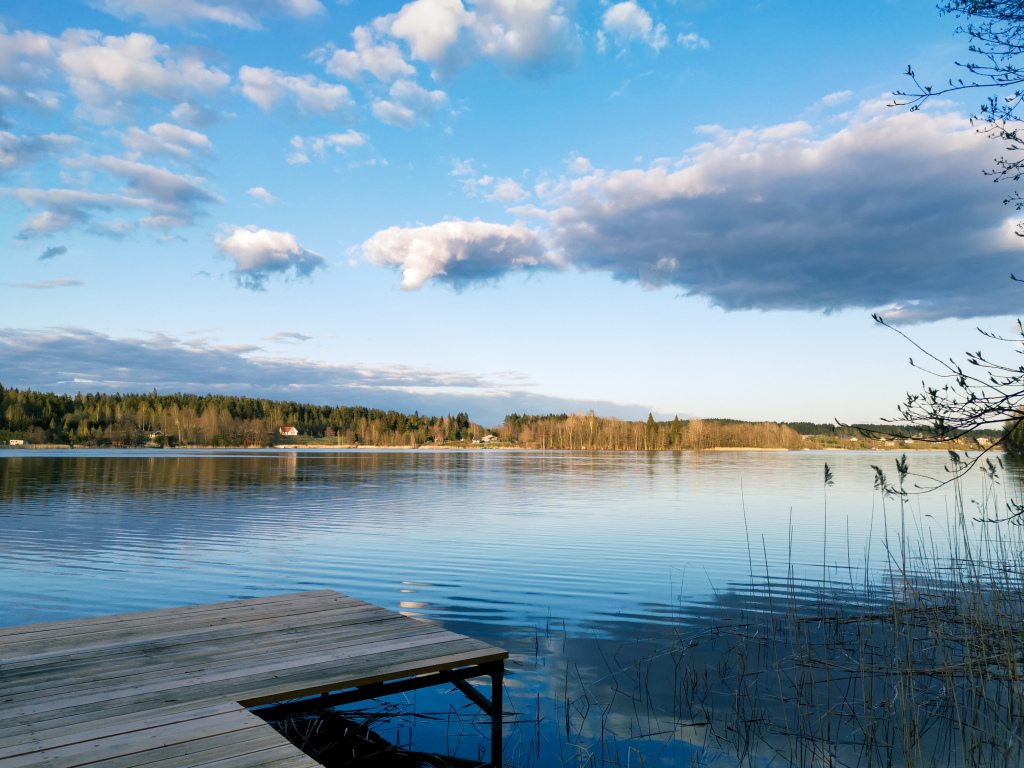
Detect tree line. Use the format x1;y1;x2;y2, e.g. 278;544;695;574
1;383;1001;451
499;412;805;450
0;384;478;447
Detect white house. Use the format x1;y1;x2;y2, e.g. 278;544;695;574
9;439;24;446
279;426;299;436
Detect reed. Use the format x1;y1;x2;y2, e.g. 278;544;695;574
548;454;1024;767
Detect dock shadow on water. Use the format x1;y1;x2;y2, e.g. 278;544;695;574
261;706;485;767
263;456;1024;768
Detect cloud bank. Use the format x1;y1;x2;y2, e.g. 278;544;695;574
362;103;1024;322
0;327;657;425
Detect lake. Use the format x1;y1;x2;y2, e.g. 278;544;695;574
0;448;1005;766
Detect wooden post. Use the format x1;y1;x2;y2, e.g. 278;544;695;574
491;665;503;767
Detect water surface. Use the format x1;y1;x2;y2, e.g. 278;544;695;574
0;448;993;765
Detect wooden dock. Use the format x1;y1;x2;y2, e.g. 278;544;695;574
0;590;508;767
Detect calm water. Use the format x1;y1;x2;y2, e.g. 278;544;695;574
0;448;999;765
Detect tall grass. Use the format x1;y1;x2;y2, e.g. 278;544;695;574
549;454;1024;767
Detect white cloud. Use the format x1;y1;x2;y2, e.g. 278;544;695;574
9;278;84;289
449;156;525;199
506;203;548;219
215;224;326;289
677;32;709;50
286;137;310;165
122;122;212;160
602;2;668;52
487;177;528;202
9;155;220;236
565;152;592;175
450;157;476;176
360;104;1024;321
68;155;219;223
0;132;77;173
460;174;493;195
469;0;580;74
287;130;367;163
57;30;230;116
0;25;55;83
265;330;311;342
247;186;276;205
361;218;557;289
0;86;61;124
0;326;658;425
818;90;853;107
388;0;474;64
383;0;580;76
239;66;352;114
95;0;324;30
169;101;221;128
320;26;416;82
372;79;447;127
0;26;229;123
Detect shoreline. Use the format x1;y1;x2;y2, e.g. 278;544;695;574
0;444;1002;453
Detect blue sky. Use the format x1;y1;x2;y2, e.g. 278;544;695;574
2;0;1021;426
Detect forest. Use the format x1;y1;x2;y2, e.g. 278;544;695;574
0;384;475;448
0;383;1001;451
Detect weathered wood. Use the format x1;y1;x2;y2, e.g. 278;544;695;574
0;590;507;768
0;613;441;698
0;591;340;641
0;592;367;659
5;630;471;717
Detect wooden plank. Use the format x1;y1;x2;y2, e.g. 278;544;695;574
0;591;337;642
0;626;456;729
0;624;454;712
0;705;272;768
0;591;341;639
2;640;500;745
0;590;505;768
0;606;394;683
0;702;241;759
87;730;300;768
5;630;476;720
0;606;411;692
0;593;365;660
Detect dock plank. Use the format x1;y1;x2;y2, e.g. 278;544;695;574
0;590;506;768
0;609;422;695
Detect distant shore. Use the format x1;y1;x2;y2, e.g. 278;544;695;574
0;443;1003;453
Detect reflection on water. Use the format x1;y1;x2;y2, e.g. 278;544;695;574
0;448;1001;765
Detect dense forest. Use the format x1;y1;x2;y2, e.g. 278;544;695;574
0;384;477;448
0;383;1002;450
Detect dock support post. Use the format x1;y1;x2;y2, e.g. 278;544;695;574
491;664;503;767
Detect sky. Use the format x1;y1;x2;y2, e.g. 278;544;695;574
2;0;1022;427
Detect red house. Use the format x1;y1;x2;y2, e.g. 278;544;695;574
279;426;298;436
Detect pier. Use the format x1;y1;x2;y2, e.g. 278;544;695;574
0;590;507;767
